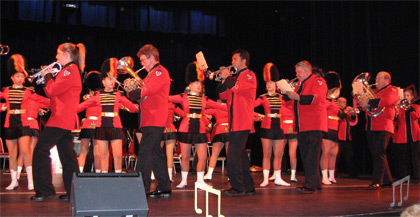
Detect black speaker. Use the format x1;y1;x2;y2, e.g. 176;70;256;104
71;172;149;216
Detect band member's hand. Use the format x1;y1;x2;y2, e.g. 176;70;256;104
1;104;6;112
220;68;230;80
358;96;370;108
286;91;300;101
395;108;400;115
40;65;52;77
39;108;48;116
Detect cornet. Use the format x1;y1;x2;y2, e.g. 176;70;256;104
206;65;236;82
0;44;10;55
30;62;62;85
287;77;299;89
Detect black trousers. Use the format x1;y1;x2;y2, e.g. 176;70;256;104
297;131;323;191
136;126;170;192
388;142;409;179
409;141;420;179
32;127;79;196
226;130;255;193
337;140;358;177
367;131;393;185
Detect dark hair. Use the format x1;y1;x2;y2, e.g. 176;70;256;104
232;49;250;67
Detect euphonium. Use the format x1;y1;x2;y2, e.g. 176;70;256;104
30;62;62;85
117;56;145;91
351;72;385;117
205;65;236;82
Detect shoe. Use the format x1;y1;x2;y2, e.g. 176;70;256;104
30;194;55;202
222;188;244;196
58;194;70;201
322;179;332;185
259;180;269;187
382;183;393;188
296;187;314;194
290;179;298;183
245;190;256;196
274;179;291;186
368;183;381;190
5;183;18;190
176;182;187;189
329;179;337;184
203;174;212;181
148;190;171;198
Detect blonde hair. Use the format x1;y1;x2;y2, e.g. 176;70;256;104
59;43;86;72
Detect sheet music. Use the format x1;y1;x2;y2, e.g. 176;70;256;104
195;51;208;71
276;79;294;93
352;80;364;95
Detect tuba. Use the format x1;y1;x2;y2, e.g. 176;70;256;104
351;72;385;117
117;56;145;92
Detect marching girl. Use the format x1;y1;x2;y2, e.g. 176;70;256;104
77;58;138;173
393;87;420;181
320;71;342;185
169;62;226;189
1;54;50;190
203;92;229;181
16;88;50;181
77;71;102;173
160;101;184;182
254;63;290;187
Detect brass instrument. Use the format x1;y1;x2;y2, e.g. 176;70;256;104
82;94;92;100
30;62;62;85
287;77;299;89
205;65;236;82
117;56;145;91
397;98;418;110
351;72;385;117
0;44;9;55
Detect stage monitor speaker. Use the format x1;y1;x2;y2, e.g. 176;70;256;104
71;172;148;217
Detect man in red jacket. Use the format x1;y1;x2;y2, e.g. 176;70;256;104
285;60;328;194
127;44;171;197
358;71;399;190
219;49;256;196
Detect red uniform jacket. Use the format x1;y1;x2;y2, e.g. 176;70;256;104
77;90;138;128
163;103;184;133
280;99;296;134
43;63;82;131
1;87;49;128
78;95;101;130
393;104;420;143
286;74;328;132
128;64;170;128
219;68;257;133
254;93;282;129
365;84;399;133
27;97;50;130
338;109;356;141
169;93;226;133
326;98;340;131
205;104;229;139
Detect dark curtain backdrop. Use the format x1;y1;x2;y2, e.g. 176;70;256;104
1;1;418;174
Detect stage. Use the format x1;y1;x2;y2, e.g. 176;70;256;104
0;167;418;216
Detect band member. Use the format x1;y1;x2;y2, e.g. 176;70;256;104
393;87;419;182
127;44;172;198
204;96;229;181
320;71;341;185
336;97;359;179
169;61;226;189
219;49;257;196
1;54;49;191
16;88;50;180
357;71;399;190
254;63;289;187
283;60;328;194
160;101;184;182
77;71;102;173
78;59;138;173
31;43;85;201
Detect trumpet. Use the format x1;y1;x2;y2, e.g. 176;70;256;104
0;44;10;55
287;77;299;89
205;65;236;82
397;98;418;110
30;62;62;85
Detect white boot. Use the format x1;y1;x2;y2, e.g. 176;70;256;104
79;166;84;173
151;171;155;180
26;166;34;190
196;171;213;189
329;169;337;184
95;169;101;173
6;170;18;190
168;168;173;182
115;169;122;173
204;167;214;180
274;170;290;186
321;169;332;185
260;169;270;187
290;169;298;182
176;171;188;188
17;166;22;180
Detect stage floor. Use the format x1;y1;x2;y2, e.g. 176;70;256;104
0;168;418;216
